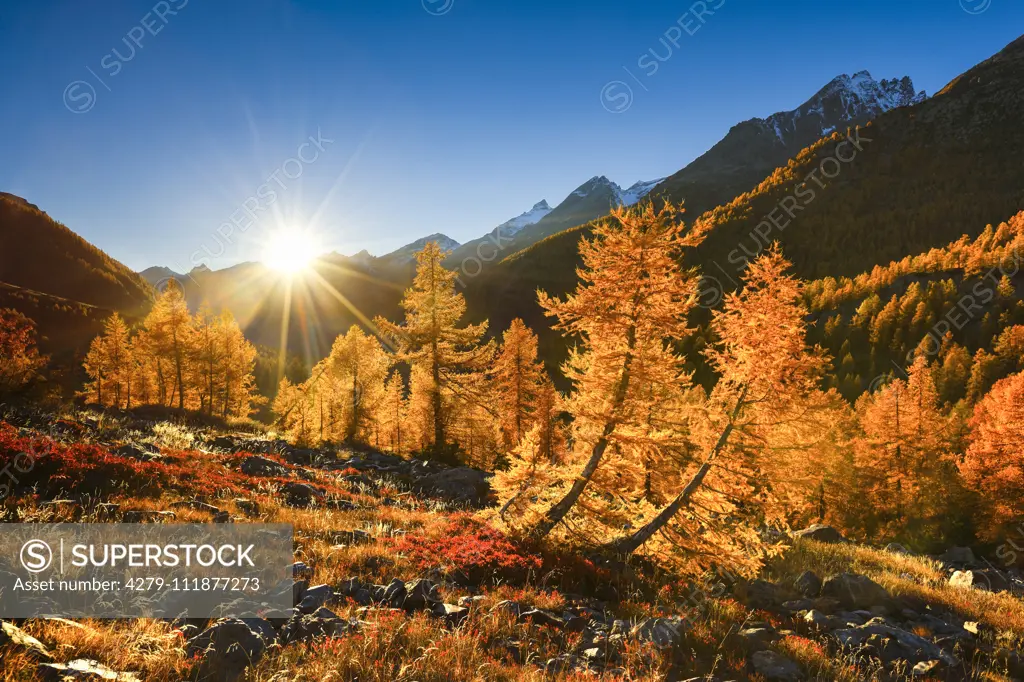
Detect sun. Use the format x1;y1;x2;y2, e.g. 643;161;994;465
263;228;319;274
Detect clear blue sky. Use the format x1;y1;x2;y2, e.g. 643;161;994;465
1;0;1020;272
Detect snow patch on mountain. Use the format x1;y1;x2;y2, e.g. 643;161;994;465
759;71;926;144
495;200;553;237
571;175;665;206
618;179;665;206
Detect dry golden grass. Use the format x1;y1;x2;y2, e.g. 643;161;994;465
5;418;1024;681
6;618;189;681
767;539;1024;638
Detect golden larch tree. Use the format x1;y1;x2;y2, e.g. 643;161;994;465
83;312;134;408
492;318;547;449
607;248;836;571
524;202;703;540
375;242;494;461
376;371;409;454
0;308;46;396
960;371;1024;540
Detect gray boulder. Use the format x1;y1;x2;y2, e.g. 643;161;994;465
419;467;491;505
792;524;846;544
240;456;290;478
432;603;470;627
186;618;277;682
281;607;350;645
940;546;976;565
280;482;324;508
631;617;687;648
794;570;822;598
821;573;890;610
1;621;53;661
834;618;957;666
403;579;441;610
298;585;334;614
750;650;803;680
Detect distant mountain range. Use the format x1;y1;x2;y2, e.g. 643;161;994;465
652;70;927;218
9;36;1024;385
463;35;1024;377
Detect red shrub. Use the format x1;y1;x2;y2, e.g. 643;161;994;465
386;514;543;584
0;422;354;503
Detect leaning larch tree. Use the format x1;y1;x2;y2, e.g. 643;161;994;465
524;202;704;541
606;246;837;570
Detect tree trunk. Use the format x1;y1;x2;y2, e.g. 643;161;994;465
606;385;748;555
527;324;637;541
431;340;445;451
173;329;185;410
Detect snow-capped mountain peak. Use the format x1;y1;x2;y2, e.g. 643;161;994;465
572;176;620;198
495;200;554;238
758;71;927;145
617;178;665;206
570;175;664;207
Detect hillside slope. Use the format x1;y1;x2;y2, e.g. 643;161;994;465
0;193;152;314
464;35;1024;376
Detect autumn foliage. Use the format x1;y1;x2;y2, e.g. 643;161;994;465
81;286;261;418
0;307;46;395
960;371;1024;540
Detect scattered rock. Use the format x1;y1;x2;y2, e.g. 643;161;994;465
912;660;943;677
632;617;687;649
40;500;83;520
803;609;838;630
750;650;803;680
1;621;53;661
280;482;324;508
186;618;277;682
885;542;913;555
742;579;782;609
821;573;890;610
491;600;524;618
402;579;440;610
298;585;334;614
792;524;846;544
38;659;140;681
834;618;957;666
418;467;491;505
518;609;564;629
281;607;350;645
115;443;162;462
738;626;780;650
240;456;290;478
948;568;1007;592
234;499;260;517
940;547;976;565
432;603;469;627
121;510;176;523
794;571;822;598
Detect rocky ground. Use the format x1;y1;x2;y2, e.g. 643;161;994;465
0;407;1022;681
